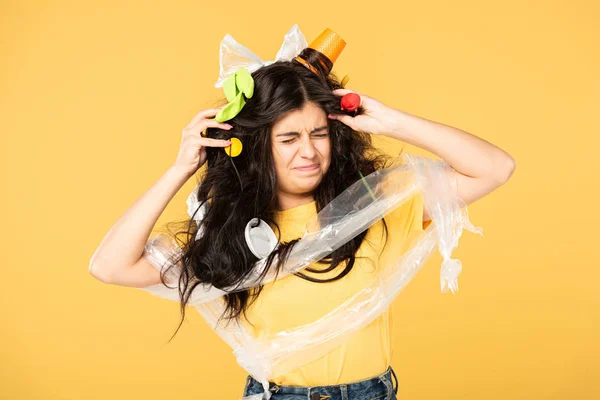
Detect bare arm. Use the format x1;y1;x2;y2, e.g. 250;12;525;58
386;109;516;220
327;89;516;223
88;166;192;282
88;106;234;284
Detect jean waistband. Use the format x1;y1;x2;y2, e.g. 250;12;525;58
244;365;398;399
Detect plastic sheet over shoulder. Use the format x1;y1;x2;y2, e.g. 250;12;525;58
137;154;483;400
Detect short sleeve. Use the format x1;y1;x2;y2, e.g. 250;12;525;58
384;191;432;236
411;192;434;231
137;233;227;305
138;187;208;302
137;233;186;302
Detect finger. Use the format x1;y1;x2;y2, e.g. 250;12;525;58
195;137;233;147
332;88;360;96
190;105;227;125
188;119;232;138
198;118;233;131
328;113;355;129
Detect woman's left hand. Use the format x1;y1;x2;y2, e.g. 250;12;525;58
328;89;399;136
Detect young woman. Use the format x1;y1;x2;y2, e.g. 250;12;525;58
90;40;515;400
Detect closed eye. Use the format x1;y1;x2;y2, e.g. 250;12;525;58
282;134;328;144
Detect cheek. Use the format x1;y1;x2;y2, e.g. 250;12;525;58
283;147;299;163
272;145;293;174
318;141;332;163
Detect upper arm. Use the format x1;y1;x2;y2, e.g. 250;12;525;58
102;256;170;288
92;233;182;288
422;158;515;223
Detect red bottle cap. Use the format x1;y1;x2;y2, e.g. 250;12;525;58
340;93;360;112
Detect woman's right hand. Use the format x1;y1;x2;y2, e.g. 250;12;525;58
174;106;233;177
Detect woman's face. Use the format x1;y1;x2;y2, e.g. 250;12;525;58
271;101;331;207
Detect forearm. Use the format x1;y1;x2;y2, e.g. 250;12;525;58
89;166;192;277
386;109;515;181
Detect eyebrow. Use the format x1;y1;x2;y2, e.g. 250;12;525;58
275;125;328;137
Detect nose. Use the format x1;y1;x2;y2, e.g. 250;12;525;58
298;134;317;158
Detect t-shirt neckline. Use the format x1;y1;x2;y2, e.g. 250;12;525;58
273;199;317;221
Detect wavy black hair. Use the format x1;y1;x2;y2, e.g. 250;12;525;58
160;48;398;343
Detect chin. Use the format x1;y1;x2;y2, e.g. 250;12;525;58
299;181;322;192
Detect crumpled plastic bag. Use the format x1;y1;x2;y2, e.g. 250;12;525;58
139;154;483;399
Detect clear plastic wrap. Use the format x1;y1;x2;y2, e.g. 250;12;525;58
215;24;308;88
138;154;483;399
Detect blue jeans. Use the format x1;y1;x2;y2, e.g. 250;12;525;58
242;365;399;400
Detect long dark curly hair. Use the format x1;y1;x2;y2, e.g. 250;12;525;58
159;48;398;343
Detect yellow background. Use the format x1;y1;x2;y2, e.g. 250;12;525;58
2;0;598;398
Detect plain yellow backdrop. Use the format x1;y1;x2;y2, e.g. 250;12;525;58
1;0;598;399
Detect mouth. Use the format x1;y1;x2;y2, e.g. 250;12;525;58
294;164;319;171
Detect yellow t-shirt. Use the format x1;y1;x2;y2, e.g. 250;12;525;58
241;192;432;386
